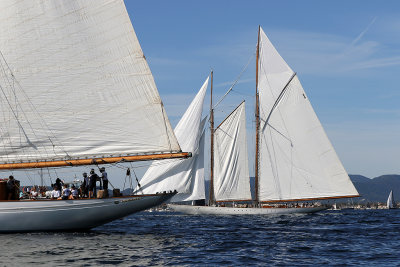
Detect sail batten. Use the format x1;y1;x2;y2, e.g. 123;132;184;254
0;0;181;165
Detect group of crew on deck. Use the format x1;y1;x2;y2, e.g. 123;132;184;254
2;167;109;200
49;167;109;200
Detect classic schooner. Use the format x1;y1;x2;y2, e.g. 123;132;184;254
0;0;190;232
145;26;360;215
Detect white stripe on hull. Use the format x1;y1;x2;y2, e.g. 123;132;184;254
0;193;174;232
169;204;327;215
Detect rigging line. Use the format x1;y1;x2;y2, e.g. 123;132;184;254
0;83;36;149
230;89;256;98
258;45;293;142
0;64;44;161
160;102;174;152
47;168;53;185
261;72;296;133
0;51;69;159
260;120;292;145
213;52;255;110
0;62;23;159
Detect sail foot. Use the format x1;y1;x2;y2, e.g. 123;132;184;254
0;152;191;170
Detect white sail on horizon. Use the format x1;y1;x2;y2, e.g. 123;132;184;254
257;27;359;201
214;101;251;201
387;190;394;209
0;0;180;164
137;78;209;202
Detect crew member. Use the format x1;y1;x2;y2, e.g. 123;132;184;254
100;167;109;197
7;175;16;200
88;169;99;198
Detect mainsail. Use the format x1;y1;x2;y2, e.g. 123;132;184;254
257;27;359;202
137;78;208;202
213;102;251;201
0;0;182;167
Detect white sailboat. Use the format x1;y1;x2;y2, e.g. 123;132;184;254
171;26;360;215
0;0;190;232
387;190;395;209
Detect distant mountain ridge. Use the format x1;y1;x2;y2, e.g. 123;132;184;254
129;174;400;204
349;174;400;203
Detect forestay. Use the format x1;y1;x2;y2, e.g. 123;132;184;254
214;102;251;201
0;0;180;164
257;27;359;201
137;78;208;202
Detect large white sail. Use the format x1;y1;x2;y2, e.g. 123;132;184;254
387;190;394;209
137;78;208;202
0;0;180;164
257;27;359;201
214;102;251;201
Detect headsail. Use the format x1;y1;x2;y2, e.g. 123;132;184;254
257;27;359;202
213;102;251;201
137;78;209;202
0;0;182;167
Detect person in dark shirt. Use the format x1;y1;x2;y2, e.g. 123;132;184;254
54;178;63;192
7;175;16;200
88;169;99;198
82;172;89;197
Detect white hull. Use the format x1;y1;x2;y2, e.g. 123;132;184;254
169;204;328;215
0;193;174;232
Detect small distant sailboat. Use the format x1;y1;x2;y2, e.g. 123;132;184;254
387;190;395;209
141;26;359;215
0;0;190;232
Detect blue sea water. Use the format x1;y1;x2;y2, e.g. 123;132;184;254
0;209;399;266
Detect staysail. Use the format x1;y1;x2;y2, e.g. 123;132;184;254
213;102;251;201
137;78;208;201
257;27;359;202
0;0;182;167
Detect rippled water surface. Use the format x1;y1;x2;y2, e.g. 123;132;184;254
1;209;399;266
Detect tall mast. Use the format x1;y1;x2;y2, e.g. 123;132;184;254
254;26;261;206
209;70;215;206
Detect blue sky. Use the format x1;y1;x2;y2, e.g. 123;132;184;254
125;0;400;178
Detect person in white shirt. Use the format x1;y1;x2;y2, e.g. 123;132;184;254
61;184;71;200
51;186;61;199
30;186;38;199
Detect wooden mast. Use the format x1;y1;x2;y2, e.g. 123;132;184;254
209;70;215;206
254;26;261;206
0;152;191;170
